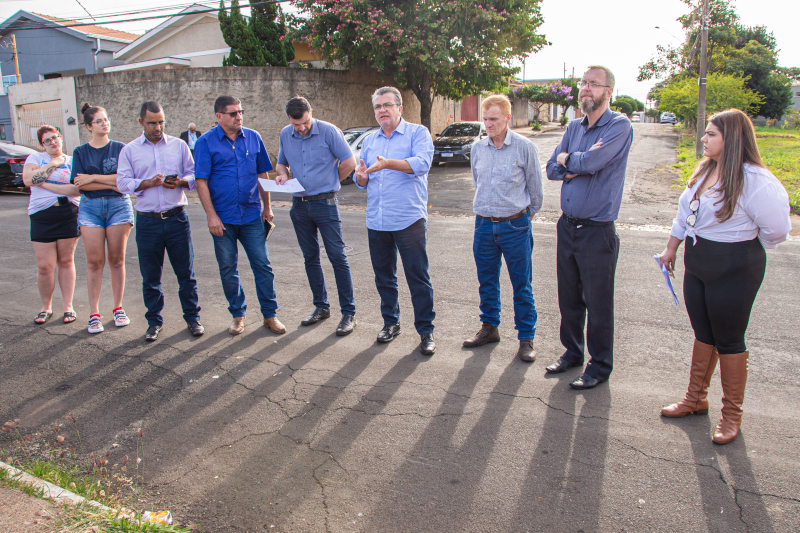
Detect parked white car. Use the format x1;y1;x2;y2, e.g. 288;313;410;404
341;126;379;185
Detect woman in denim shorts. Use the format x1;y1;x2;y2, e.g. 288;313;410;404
72;103;133;333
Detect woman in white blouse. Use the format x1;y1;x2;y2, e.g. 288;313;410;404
659;108;791;444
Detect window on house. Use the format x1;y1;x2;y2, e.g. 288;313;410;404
2;75;17;95
0;125;6;141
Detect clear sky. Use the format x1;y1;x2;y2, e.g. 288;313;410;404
0;0;796;105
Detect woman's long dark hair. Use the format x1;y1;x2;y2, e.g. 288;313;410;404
81;102;106;126
688;108;765;222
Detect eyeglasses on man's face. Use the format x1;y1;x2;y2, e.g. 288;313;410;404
92;118;110;126
578;81;611;90
42;135;61;145
222;109;245;118
373;103;398;111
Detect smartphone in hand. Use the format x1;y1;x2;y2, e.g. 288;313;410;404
164;174;178;183
264;219;276;241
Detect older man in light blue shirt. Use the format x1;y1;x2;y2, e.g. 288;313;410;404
355;86;436;355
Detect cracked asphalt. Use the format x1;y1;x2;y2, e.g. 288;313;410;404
1;124;799;532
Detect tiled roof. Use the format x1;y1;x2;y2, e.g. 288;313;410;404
33;13;140;42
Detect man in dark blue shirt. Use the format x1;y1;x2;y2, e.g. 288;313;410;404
276;96;358;336
194;95;285;336
544;66;633;389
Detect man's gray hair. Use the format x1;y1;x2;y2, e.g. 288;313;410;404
586;65;615;88
371;86;402;107
188;123;196;128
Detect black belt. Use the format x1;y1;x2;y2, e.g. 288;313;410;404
477;210;526;222
137;205;185;219
298;192;336;202
563;214;613;227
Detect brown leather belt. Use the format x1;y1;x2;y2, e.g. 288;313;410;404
476;210;526;222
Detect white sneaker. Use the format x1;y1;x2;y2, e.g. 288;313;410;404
88;315;104;334
113;308;130;327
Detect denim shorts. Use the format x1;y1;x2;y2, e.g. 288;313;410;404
78;195;134;228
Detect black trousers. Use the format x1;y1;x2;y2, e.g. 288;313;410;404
556;216;620;380
683;236;765;354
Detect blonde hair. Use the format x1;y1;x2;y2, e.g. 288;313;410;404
688;108;765;223
482;94;512;116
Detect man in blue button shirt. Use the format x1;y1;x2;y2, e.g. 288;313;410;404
544;66;633;389
354;87;436;356
275;96;358;335
194;95;285;336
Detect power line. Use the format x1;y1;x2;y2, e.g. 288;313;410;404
73;0;96;21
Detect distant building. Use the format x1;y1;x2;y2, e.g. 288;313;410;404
0;11;137;143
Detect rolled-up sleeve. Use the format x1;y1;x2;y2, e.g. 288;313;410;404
746;179;791;249
181;141;196;192
525;142;543;215
565;118;633;176
116;145;139;194
669;188;691;240
406;126;433;177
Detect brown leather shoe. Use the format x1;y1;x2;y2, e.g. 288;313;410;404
264;317;286;334
713;351;748;445
661;340;718;417
229;316;246;335
517;340;536;362
463;322;500;347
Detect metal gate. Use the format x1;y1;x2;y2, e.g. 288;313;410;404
16;100;64;150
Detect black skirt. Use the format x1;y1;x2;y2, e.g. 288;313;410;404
30;201;80;243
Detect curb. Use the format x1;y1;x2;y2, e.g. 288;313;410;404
0;460;112;511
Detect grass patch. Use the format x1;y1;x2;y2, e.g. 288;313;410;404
1;417;192;532
672;126;800;213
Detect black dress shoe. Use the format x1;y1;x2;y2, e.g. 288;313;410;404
145;324;163;341
569;373;606;389
545;358;582;374
420;333;435;356
187;321;205;337
301;307;330;326
377;324;401;343
336;314;356;336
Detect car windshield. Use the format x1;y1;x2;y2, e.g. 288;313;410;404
441;124;480;137
344;132;362;145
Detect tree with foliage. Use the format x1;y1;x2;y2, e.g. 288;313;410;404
639;0;795;119
658;73;762;125
290;0;548;130
219;0;294;67
614;95;644;112
610;100;633;116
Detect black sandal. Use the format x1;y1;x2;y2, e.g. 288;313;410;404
63;311;77;324
34;311;53;325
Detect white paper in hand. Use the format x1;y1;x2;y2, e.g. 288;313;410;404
653;255;680;306
258;178;305;193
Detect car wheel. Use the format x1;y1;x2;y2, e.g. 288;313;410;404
341;172;354;185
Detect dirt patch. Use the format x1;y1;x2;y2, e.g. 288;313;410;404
0;486;60;532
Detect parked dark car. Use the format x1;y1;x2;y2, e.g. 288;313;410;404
433;122;486;165
0;142;39;189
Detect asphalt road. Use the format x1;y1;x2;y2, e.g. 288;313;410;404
1;124;798;532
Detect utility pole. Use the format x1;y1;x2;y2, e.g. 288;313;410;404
11;34;21;84
695;0;709;159
563;62;566;78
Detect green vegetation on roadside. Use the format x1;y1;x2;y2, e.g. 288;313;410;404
1;418;192;532
672;126;800;213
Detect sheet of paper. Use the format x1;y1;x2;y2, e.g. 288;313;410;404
258;178;305;193
653;255;680;306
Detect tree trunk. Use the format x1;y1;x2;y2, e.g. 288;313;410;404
419;92;433;131
407;64;434;131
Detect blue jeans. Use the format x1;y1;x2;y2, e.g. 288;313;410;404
211;215;278;318
290;196;355;315
135;210;200;326
367;218;435;334
78;195;134;228
473;215;537;340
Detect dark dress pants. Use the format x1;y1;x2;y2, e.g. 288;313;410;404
367;218;435;335
136;210;200;326
556;216;619;380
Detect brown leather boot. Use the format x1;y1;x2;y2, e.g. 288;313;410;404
264;317;286;334
229;316;246;335
517;340;536;362
713;351;748;445
463;322;500;347
661;340;718;417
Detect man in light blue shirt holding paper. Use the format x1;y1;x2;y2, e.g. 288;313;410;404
354;86;436;355
275;96;358;336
